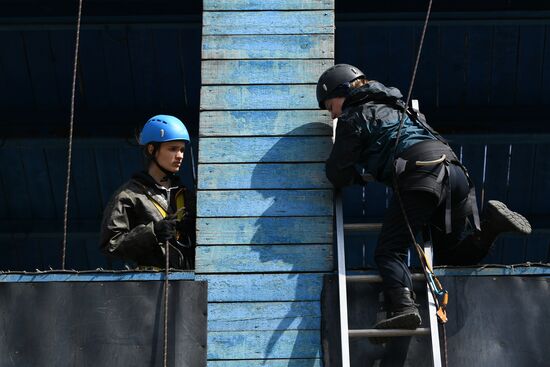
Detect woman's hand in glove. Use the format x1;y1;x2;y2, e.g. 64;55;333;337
153;218;177;243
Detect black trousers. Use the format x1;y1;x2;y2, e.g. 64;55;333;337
375;164;487;291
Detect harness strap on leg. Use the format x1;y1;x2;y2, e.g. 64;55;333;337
444;164;452;234
469;186;481;231
394;157;408;176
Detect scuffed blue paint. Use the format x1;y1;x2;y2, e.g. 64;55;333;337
196;273;324;302
197;190;333;217
0;271;195;282
202;34;333;59
201;85;318;110
197;217;332;245
198;136;332;163
203;11;333;35
208;330;321;359
198;163;331;190
204;0;333;11
196;245;333;272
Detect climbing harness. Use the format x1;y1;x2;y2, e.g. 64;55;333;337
389;0;451;365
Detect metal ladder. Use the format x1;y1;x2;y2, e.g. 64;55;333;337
335;192;443;367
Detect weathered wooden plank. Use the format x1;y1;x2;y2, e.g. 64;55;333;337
506;144;536;215
208;359;322;367
0;32;34;111
204;0;333;10
198;163;331;190
208;301;321;331
203;11;333;35
464;25;492;106
197;273;324;302
483;144;511;203
197;190;333;217
490;26;519;106
208;330;320;359
43;145;81;219
529;144;550;217
19;146;57;219
543;26;550;106
198;137;332;163
22;31;61;110
438;27;466;107
516;25;545;105
200;85;318;110
199;110;331;137
72;146;106;216
197;217;332;244
202;35;333;59
202;60;333;85
196;244;333;272
0;145;33;219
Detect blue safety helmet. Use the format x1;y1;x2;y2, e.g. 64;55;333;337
139;115;190;145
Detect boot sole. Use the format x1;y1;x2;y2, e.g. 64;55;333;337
487;200;532;235
368;313;422;345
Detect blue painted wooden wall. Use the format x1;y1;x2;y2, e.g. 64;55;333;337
196;1;334;365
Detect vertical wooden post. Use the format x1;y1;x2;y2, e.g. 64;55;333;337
197;0;335;365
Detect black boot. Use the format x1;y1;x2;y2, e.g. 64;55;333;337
369;287;421;344
476;200;532;248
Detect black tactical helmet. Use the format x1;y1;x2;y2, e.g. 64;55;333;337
316;64;366;109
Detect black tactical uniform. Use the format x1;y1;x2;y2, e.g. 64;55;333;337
318;64;531;332
100;171;195;270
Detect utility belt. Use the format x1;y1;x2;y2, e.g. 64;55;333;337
394;140;481;233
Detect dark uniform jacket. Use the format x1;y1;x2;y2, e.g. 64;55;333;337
326;81;476;231
99;171;195;269
326;80;442;186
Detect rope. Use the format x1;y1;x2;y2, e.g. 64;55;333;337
393;0;433;149
391;0;434;257
62;0;84;270
441;321;449;366
390;1;449;365
163;242;170;367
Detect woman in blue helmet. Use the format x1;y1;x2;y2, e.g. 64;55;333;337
317;64;531;335
100;115;195;270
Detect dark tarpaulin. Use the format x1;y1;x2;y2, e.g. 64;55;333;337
0;280;207;367
322;274;550;367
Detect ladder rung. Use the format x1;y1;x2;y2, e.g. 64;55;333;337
349;328;430;338
343;223;383;232
346;273;425;283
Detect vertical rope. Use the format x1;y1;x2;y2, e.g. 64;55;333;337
62;0;84;270
392;0;434;252
163;242;170;367
390;1;449;365
442;323;449;367
394;0;433;147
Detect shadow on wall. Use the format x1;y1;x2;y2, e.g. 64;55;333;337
249;122;332;366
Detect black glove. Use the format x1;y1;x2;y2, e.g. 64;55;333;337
153;218;177;243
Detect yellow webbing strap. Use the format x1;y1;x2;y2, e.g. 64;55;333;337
139;184;188;241
174;189;186;241
147;195;168;218
175;189;186;221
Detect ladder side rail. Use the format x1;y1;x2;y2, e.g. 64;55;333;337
335;192;350;367
424;241;442;367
